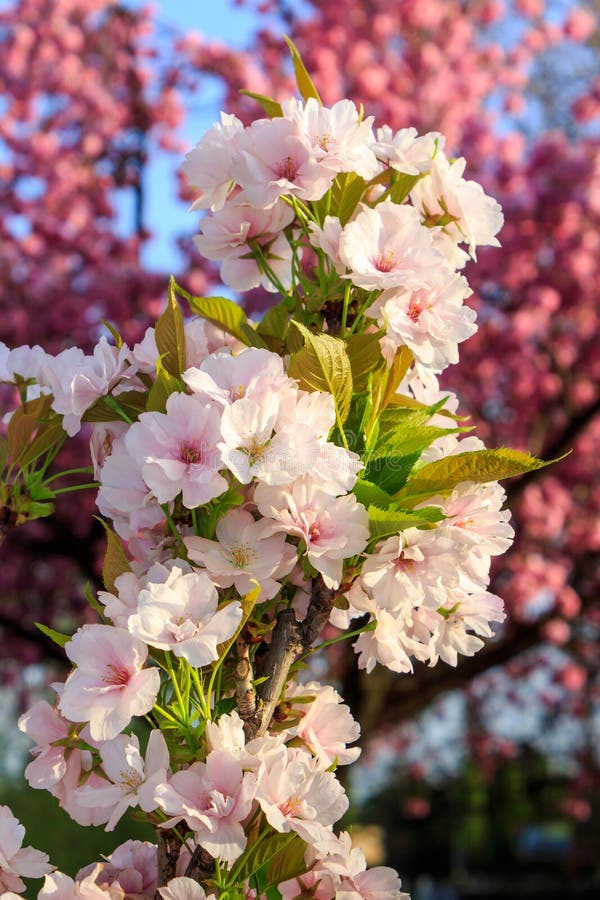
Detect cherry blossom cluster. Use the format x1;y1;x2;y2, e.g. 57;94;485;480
184;96;502;373
0;59;538;898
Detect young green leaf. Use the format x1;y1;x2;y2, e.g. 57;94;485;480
185;293;267;348
345;332;385;392
288;322;353;423
239;89;283;118
35;623;71;649
146;367;185;414
284;35;321;104
396;448;564;503
368;504;444;540
155;277;186;376
94;517;132;592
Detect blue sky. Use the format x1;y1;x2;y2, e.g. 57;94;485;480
124;1;266;274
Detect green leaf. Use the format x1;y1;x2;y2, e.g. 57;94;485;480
369;404;461;460
256;300;290;351
101;319;123;349
82;390;147;423
239;89;283;118
388;172;422;204
18;419;64;467
146;367;185;414
266;833;307;889
185;293;267;348
288;322;353;423
345;332;385;392
284;36;321;104
7;396;53;462
331;171;366;225
368;504;444;539
84;581;107;619
396;448;563;503
364;451;421;494
94;517;132;592
155;277;186;377
0;436;8;472
35;623;71;649
380;345;414;411
353;478;393;509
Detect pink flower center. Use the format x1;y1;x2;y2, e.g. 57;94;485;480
276;155;299;182
180;441;205;465
372;248;398;272
393;554;415;572
228;384;246;402
308;522;321;543
103;664;130;686
407;294;430;322
279;796;301;818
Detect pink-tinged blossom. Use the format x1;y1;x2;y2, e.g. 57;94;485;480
368;274;477;372
127;567;242;667
182;112;244;212
235;116;334;208
275;391;363;495
338;202;448;292
204;711;284;770
282;97;379;180
0;342;47;383
124;393;228;508
75;730;169;831
424;591;506;667
98;559;194;630
38;868;118;899
39;338;136;436
309;216;345;274
254;745;348;853
218;394;290;484
185;508;297;601
411;152;504;257
282;831;408;899
58;625;160;741
132;319;211;375
426;481;514;588
255;478;370;589
373;125;444;176
356;528;462;613
97;437;165;546
193;200;295;293
77;841;157;900
183;347;293;408
283;681;361;767
159;877;216;900
155;753;256;864
18;702;108;827
0;805;52;893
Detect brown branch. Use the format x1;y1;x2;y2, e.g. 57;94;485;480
184;845;215;885
155;828;181;896
234;629;257;735
250;581;336;738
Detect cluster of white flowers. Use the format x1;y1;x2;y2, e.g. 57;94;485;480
0;79;519;899
184;97;502;373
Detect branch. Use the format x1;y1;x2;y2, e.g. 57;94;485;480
184;845;215;886
235;629;257;735
155;828;181;895
250;581;335;738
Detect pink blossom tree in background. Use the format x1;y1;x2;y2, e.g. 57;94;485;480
1;0;599;871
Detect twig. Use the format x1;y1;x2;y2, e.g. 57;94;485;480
155;828;181;896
